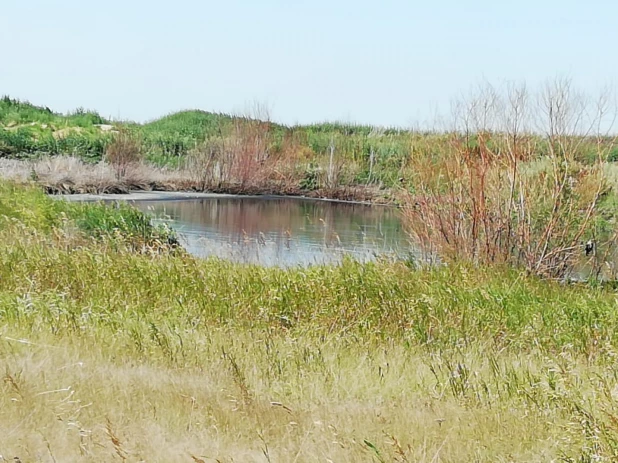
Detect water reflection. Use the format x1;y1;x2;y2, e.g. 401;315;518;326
132;197;412;266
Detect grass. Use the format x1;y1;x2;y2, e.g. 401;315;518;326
1;81;618;460
0;97;111;161
2;87;618;207
0;181;175;246
1;182;618;460
0;92;606;179
0;97;106;127
0;95;407;200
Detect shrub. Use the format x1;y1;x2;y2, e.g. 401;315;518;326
105;130;143;179
404;80;617;279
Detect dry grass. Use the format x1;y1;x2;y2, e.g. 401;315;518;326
0;157;189;194
0;156;391;203
1;329;612;462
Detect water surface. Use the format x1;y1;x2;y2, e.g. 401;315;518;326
133;197;411;266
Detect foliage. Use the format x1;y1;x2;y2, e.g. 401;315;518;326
0;181;174;246
1;182;618;460
2;91;616;198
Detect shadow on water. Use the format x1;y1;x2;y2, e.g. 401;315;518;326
132;197;415;266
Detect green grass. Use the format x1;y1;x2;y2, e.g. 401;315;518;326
0;96;107;128
0;97;112;160
3;95;616;200
0;96;478;191
0;182;616;355
0;181;174;244
1;182;618;460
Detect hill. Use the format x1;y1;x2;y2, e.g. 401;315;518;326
0;97;426;189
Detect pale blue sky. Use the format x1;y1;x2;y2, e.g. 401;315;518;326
1;0;615;126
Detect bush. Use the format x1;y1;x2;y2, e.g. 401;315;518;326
404;81;616;279
105;130;143;179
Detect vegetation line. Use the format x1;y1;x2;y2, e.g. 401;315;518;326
0;182;617;461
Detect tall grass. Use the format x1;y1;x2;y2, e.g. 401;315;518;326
0;181;175;246
1;182;618;460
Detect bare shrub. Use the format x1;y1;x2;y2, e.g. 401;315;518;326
185;128;268;191
229;119;269;187
404;80;617;278
105;130;143;180
185;104;301;192
179;104;363;195
185;137;226;190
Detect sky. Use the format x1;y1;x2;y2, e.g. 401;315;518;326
1;0;616;127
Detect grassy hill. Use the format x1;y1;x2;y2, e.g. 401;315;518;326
0;97;111;160
2;95;618;200
0;96;399;160
0;96;432;188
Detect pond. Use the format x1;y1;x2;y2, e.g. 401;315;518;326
132;197;413;266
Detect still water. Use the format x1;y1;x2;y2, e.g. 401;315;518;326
132;197;412;266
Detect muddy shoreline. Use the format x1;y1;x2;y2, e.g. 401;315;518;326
44;182;398;205
51;190;394;206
